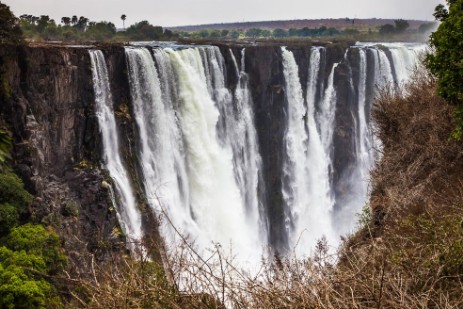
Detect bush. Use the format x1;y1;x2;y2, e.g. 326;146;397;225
0;172;33;213
6;224;66;274
0;203;19;235
0;2;23;45
0;225;65;308
426;0;463;137
0;261;52;309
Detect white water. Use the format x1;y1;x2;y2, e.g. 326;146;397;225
89;43;425;268
227;48;267;243
89;50;143;252
293;47;338;255
125;46;264;266
281;47;311;250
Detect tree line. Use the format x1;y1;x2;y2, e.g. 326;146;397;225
14;12;437;43
17;13;178;42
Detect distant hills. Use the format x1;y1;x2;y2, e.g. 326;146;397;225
169;18;431;32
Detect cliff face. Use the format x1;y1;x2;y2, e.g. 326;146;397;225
1;45;125;275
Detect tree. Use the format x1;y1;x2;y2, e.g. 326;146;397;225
71;15;78;25
425;0;463;137
230;29;240;39
36;15;50;33
0;2;23;44
85;21;116;41
75;16;89;32
379;23;395;34
273;28;288;38
121;14;126;30
198;29;209;38
61;16;71;26
126;20;163;40
221;29;229;37
245;28;262;38
394;19;410;33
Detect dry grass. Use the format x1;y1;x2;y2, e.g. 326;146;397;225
64;72;463;308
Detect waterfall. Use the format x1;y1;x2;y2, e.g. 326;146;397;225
92;43;426;265
167;47;262;262
89;50;143;253
227;48;267;244
281;47;310;245
356;49;374;180
125;46;263;264
125;47;194;246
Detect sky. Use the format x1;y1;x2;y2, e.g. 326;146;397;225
4;0;446;28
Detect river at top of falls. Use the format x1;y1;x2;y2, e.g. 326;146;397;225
90;42;426;269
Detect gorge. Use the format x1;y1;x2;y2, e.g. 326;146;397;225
2;41;424;270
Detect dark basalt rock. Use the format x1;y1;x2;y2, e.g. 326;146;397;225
0;45;125;277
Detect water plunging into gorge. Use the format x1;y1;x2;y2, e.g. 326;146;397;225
89;43;424;265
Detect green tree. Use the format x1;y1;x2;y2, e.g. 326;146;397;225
209;29;221;38
6;224;66;274
425;0;463;137
126;20;163;40
245;28;262;38
0;203;18;235
230;29;240;39
273;28;288;37
74;16;88;32
379;23;395;34
394;19;410;33
121;14;126;30
85;21;116;41
0;225;65;308
0;172;32;236
0;172;33;212
0;2;23;44
36;15;50;33
60;16;71;26
71;15;78;25
198;29;209;38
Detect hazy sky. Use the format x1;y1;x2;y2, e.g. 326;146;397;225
4;0;445;28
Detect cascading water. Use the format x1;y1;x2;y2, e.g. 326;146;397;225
281;46;312;250
89;50;143;253
90;43;425;267
226;48;267;244
125;47;193;247
281;47;338;255
125;46;264;265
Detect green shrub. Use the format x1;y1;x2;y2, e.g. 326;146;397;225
0;262;52;309
0;203;19;235
6;224;66;274
0;172;33;213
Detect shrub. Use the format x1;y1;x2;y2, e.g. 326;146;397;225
0;262;52;309
6;224;66;274
0;172;33;213
0;203;19;235
426;0;463;137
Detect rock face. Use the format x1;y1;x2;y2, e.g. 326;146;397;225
0;45;125;276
